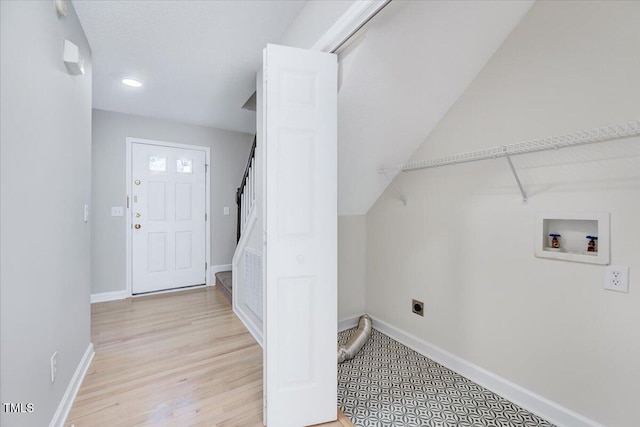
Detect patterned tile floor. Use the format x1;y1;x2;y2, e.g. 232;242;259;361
337;328;554;427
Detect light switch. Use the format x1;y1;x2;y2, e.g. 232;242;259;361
111;206;124;217
223;206;230;216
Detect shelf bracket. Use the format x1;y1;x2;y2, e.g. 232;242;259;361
382;171;407;206
505;155;528;204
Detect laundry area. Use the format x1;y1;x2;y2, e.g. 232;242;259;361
337;327;552;427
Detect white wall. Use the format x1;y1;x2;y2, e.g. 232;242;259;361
0;1;92;426
366;2;640;427
91;109;253;295
278;0;356;49
338;215;366;321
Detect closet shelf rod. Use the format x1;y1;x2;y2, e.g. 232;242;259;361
379;120;639;174
505;155;527;204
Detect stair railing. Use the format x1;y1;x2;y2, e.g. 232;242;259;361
236;136;257;242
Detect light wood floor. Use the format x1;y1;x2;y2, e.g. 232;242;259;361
66;287;353;427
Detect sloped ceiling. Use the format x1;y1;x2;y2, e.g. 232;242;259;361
337;0;533;215
72;0;306;133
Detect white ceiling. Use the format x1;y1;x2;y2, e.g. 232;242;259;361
336;0;534;215
73;0;534;215
73;0;307;133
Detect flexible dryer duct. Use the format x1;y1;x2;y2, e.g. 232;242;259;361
337;314;372;363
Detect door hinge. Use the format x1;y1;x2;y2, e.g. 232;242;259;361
126;195;129;208
205;164;208;172
205;213;207;221
205;262;208;271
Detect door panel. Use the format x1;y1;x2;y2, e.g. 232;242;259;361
175;231;192;270
264;44;337;427
131;143;206;294
148;232;167;272
277;130;315;237
175;183;192;220
147;181;166;221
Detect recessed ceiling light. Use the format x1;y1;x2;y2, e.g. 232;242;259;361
122;78;142;88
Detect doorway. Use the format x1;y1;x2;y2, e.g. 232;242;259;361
126;138;211;295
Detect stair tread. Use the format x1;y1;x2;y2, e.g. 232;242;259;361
215;271;232;304
215;271;232;287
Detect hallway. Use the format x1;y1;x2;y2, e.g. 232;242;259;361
66;287;351;426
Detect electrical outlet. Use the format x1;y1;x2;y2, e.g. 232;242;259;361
412;299;424;316
50;351;58;383
604;265;629;293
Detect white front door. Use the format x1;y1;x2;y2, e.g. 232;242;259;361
263;44;338;427
131;142;206;294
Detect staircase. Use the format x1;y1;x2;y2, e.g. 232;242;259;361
215;271;232;304
231;134;263;345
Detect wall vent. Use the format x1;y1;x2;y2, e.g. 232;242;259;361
244;248;263;320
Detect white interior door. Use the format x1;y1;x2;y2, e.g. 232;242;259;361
263;44;338;427
131;142;206;294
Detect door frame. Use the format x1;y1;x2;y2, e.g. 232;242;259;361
125;137;211;296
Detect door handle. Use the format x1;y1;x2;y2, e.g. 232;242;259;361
134;224;141;229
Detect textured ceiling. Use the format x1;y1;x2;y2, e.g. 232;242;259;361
73;0;307;133
336;0;534;215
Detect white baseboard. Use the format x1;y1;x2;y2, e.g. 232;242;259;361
369;316;605;427
49;342;94;427
210;264;232;285
233;305;264;348
90;290;128;303
338;315;360;332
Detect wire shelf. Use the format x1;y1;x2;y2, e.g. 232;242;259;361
379;120;640;174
